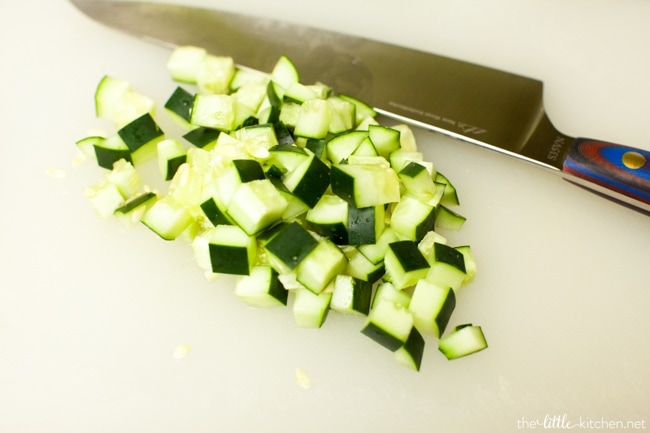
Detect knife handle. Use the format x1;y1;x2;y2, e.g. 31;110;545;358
562;138;650;206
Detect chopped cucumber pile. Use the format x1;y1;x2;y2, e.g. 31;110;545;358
76;46;487;370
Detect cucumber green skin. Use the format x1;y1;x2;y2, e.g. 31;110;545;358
307;221;348;245
94;145;132;170
361;322;405;352
388;241;430;273
434;243;466;273
268;268;289;306
435;291;456;337
350;279;373;315
398;327;425;371
115;192;157;214
200;198;232;226
118;112;164;152
274;122;295;146
329;165;356;205
305;138;327;160
263;222;318;270
289;156;330;208
183;127;221;149
347;205;379;245
232;159;265;182
209;244;251;275
164;155;187;181
164;86;194;122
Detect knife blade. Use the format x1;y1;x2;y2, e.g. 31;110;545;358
69;0;650;214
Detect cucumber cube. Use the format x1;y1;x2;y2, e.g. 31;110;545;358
399;161;436;199
263;222;319;272
282;153;330;208
191;93;237;131
226;179;288;235
409;279;456;337
183;127;221;150
93;135;132;170
435;205;467;231
330;275;373;316
157;138;187;181
347;204;385;245
206;225;257;275
117;112;164;165
438;324;488;360
384;240;430;290
330;163;400;208
361;298;414;351
235;266;288;307
293;287;332;328
114;192;158;226
296;239;348;294
345;247;385;284
305;194;349;244
199;197;232;226
371;281;411;310
390;196;436;242
368;124;401;157
394;327;425;371
141;196;194;241
294;99;331;139
164;86;194;124
426;242;467;291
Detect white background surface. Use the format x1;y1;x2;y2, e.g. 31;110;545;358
1;1;649;432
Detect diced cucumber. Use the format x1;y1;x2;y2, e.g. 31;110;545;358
93;134;132;169
214;158;266;208
270;55;300;93
330;163;400;208
327;96;356;134
263;222;318;273
456;245;478;285
164;86;194;126
84;181;125;218
294;99;331;139
76;135;103;160
196;54;235;94
114;192;158;226
106;159;140;199
435;172;460;206
426;242;467;291
438;324;488;360
384;240;430;290
117;112;165;165
296;239;348;294
235;265;288;307
358;227;400;265
435;205;467;231
361;298;414;351
399;161;436;199
157;138;187;181
205;225;257;275
368;124;401;157
269;144;309;172
293;286;332;328
394;327;425;371
392;124;418;152
182;127;221;149
226;179;288;235
330;274;372;316
167;45;207;84
409;279;456;337
337;93;377;125
141;196;194;241
326;130;369;164
344;247;385;283
190;93;237;131
389;196;435;242
200;197;233;227
305;194;349;244
94;75;155;127
371;281;411;309
282;152;330;208
347;204;384;245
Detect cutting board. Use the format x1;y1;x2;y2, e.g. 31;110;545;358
1;1;648;432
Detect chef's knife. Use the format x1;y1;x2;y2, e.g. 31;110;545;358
69;0;650;214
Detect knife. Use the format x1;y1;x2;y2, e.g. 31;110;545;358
69;0;650;214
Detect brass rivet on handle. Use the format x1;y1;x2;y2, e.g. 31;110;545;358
622;151;646;169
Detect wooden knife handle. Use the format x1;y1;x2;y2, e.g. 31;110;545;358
562;138;650;206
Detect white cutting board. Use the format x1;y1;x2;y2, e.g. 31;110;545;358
1;1;648;432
